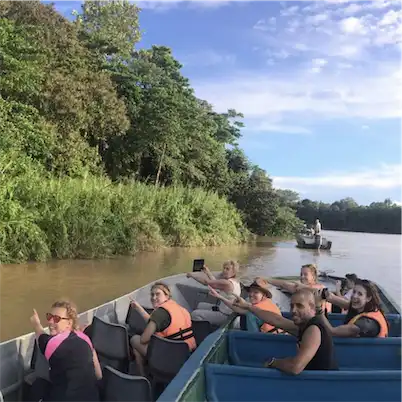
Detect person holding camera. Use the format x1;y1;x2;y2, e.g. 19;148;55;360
187;260;241;326
233;288;338;374
319;279;388;338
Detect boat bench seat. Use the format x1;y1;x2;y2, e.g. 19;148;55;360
204;363;402;402
282;312;401;337
228;331;402;370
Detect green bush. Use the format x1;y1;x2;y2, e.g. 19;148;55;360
0;158;247;263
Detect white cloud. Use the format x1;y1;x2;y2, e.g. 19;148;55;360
136;0;231;11
280;5;300;17
193;62;402;123
273;164;402;190
234;0;402;130
339;16;367;34
181;50;236;67
310;57;328;72
244;121;312;135
361;125;370;130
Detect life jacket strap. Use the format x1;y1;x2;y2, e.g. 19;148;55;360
166;327;194;341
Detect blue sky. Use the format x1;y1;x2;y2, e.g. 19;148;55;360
48;0;401;205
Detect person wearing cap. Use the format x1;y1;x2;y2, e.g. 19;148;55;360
208;278;283;333
233;288;338;374
129;282;196;376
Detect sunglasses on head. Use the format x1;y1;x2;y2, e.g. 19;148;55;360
46;313;69;323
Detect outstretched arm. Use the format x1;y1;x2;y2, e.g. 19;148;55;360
318;311;360;337
233;297;298;336
208;286;247;315
267;278;298;294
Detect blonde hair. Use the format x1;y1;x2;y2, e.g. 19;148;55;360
301;264;318;281
151;282;171;298
223;260;239;277
51;299;79;331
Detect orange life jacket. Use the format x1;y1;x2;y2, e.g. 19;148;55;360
254;299;287;334
347;310;388;338
155;299;197;350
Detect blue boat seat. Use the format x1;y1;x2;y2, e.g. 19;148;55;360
101;365;152;401
228;331;402;370
282;312;401;337
91;316;131;373
205;363;402;402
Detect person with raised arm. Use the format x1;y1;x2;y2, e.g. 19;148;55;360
233;288;338;374
30;300;102;401
208;277;283;333
266;264;332;314
187;260;241;325
319;279;389;338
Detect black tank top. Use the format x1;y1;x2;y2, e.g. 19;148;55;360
298;315;338;371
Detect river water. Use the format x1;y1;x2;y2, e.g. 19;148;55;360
0;230;400;342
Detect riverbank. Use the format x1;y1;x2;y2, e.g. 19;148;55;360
0;174;248;264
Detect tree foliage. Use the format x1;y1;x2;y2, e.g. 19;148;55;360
0;0;310;256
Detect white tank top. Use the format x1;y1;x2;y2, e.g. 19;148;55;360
219;278;241;315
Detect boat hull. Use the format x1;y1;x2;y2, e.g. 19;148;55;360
296;234;332;250
1;274;399;402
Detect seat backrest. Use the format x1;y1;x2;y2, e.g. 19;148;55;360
228;331;402;370
102;365;152;402
125;305;153;335
147;335;191;382
91;316;130;373
191;320;215;346
205;363;402;402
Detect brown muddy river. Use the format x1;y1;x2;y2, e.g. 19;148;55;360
0;230;400;342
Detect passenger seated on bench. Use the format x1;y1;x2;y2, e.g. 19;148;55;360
266;264;332;314
29;300;102;401
207;278;284;333
233;288;338;374
332;273;358;313
187;260;241;326
319;279;389;338
130;282;196;377
337;273;358;301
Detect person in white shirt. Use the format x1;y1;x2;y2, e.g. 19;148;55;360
314;219;321;235
187;260;241;326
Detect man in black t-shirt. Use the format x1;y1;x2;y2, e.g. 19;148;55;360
233;288;338;374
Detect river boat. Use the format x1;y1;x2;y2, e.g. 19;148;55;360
0;272;400;402
296;233;332;250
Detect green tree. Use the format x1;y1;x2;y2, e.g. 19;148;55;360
78;0;141;61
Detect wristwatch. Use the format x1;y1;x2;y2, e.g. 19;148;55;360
267;357;276;367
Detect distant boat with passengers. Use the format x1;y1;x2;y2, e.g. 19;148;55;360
0;271;400;402
296;220;332;250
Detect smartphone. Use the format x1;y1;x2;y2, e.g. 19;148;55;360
192;259;205;272
321;288;329;300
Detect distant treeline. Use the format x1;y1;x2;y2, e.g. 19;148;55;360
277;191;402;235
